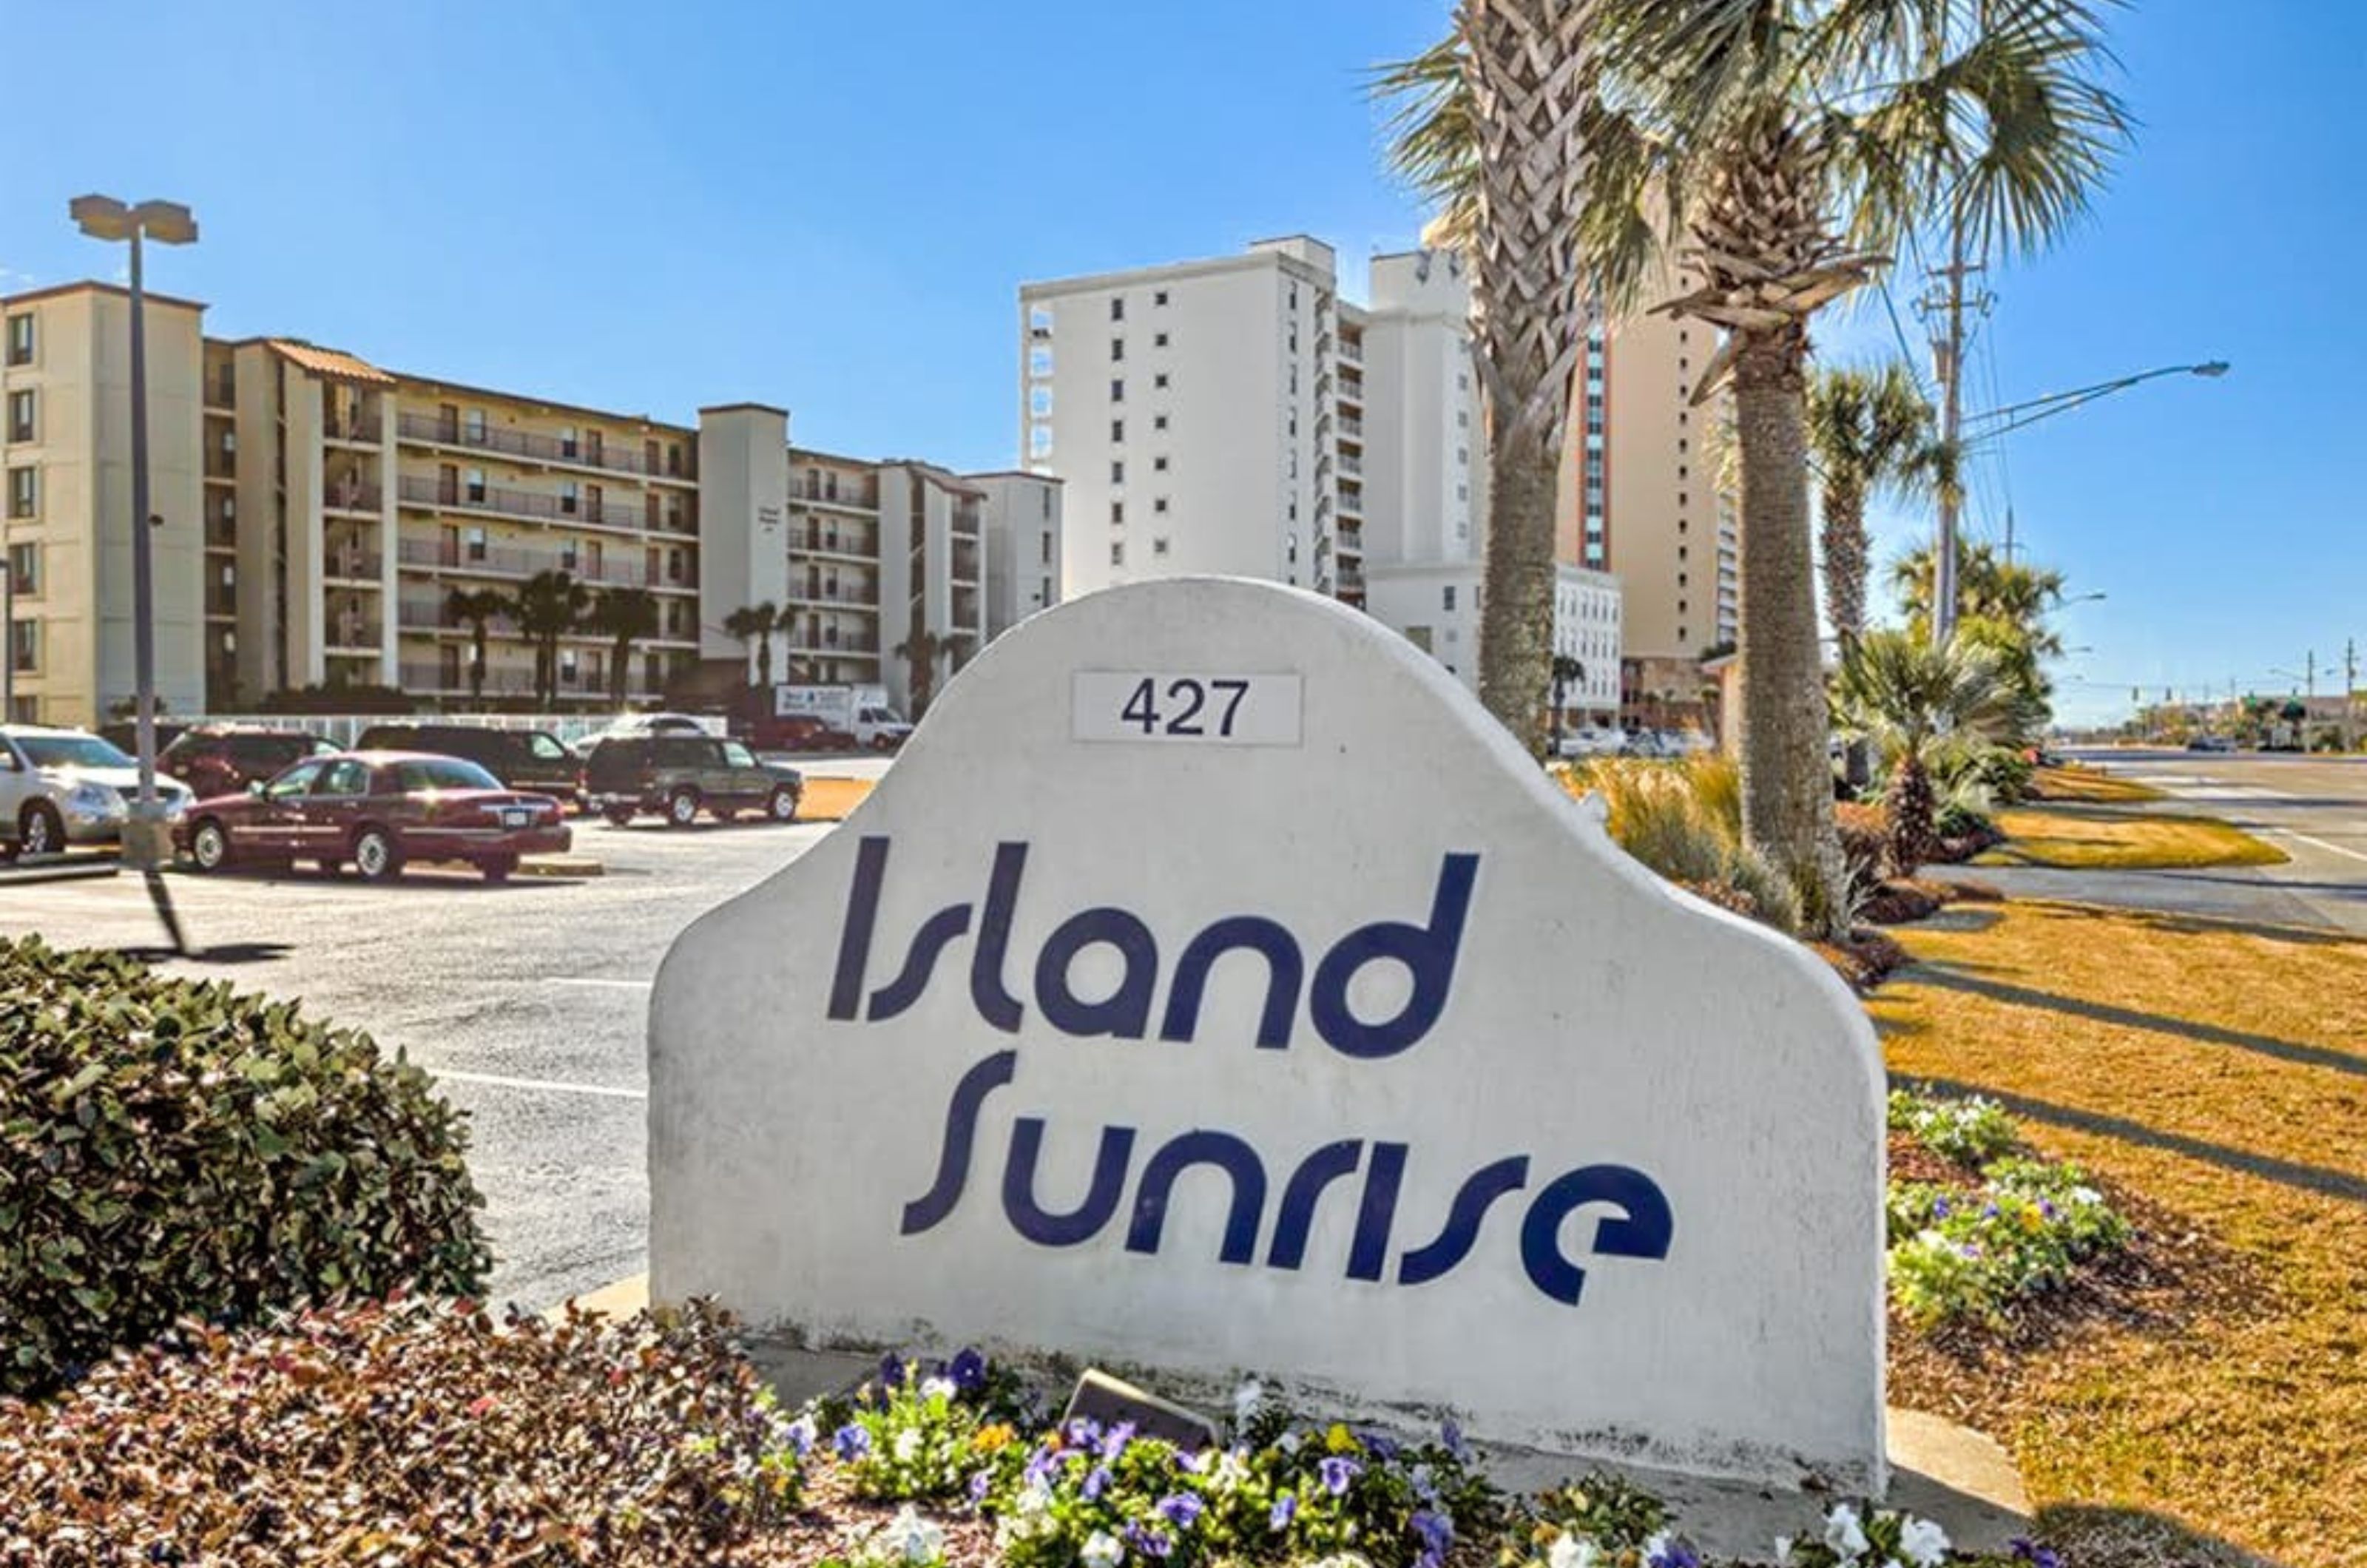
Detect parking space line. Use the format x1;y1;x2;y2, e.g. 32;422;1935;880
426;1067;647;1100
2263;828;2367;866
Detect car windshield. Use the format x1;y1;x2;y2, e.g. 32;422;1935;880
527;734;569;759
16;734;134;770
393;757;502;792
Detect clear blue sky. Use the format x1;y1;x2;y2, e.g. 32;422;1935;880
4;0;2355;725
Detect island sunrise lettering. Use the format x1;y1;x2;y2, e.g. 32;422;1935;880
825;837;1675;1305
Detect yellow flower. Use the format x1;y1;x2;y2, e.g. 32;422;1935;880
973;1422;1016;1454
1326;1423;1358;1454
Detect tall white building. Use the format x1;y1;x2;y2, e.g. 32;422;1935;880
970;470;1064;639
1022;241;1618;719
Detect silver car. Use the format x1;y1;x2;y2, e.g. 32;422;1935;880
0;725;193;858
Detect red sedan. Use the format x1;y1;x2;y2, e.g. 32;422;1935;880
176;751;571;883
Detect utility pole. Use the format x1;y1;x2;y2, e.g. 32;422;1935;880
1919;220;1989;647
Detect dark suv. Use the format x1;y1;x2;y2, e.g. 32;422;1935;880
583;734;803;827
161;726;337;799
356;723;583;805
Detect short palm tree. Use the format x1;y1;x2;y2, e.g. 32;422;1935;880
1549;652;1586;753
585;586;661;708
442;588;508;704
892;627;965;718
1400;0;2126;934
1833;629;2017;875
508;570;590;709
722;602;781;691
1377;3;1600;756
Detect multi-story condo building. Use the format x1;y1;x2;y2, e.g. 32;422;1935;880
1023;241;1621;719
2;283;209;724
1;278;1050;728
970;470;1064;640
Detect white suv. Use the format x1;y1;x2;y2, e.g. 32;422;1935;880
0;726;192;859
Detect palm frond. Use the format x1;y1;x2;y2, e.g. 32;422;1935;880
1373;36;1481;248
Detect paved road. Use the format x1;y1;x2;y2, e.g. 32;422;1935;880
1950;748;2367;934
0;760;890;1314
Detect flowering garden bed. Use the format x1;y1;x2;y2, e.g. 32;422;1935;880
0;1304;2062;1568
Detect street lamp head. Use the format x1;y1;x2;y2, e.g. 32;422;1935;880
69;194;197;246
2192;361;2230;378
132;200;198;246
68;193;133;241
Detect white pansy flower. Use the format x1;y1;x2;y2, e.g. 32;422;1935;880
1823;1503;1871;1561
1772;1535;1795;1564
1898;1515;1950;1568
1081;1530;1125;1568
893;1427;924;1463
1547;1530;1603;1568
883;1504;945;1565
1212;1449;1252;1491
919;1376;959;1402
1016;1476;1053;1518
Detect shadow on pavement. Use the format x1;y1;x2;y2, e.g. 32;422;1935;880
118;940;294;965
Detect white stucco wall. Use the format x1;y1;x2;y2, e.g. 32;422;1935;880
649;576;1885;1493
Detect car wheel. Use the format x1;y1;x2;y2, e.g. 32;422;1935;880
601;805;637;827
351;826;404;883
189;819;232;872
666;788;700;828
19;801;64;859
479;854;518;883
767;785;800;824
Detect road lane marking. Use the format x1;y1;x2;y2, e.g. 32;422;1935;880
425;1068;646;1100
2261;828;2367;866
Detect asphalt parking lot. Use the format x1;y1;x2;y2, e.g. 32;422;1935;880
0;765;885;1314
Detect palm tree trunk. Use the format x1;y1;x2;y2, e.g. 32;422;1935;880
1820;479;1873;791
1478;439;1560;752
1732;328;1846;935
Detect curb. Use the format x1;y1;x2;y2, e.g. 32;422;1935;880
519;856;604;878
0;858;121;888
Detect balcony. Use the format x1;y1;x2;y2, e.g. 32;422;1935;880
1338;455;1363;478
324;478;382;515
788;583;880;609
205;373;236;411
395;535;672;589
788;627;880;654
1338;564;1365;592
204;586;237;618
396;412;696;481
205;514;237;550
1339;414;1362;440
323;410;384;444
1337;374;1364;405
323;545;382;584
790;476;881;510
1337;491;1363;520
799;527;878;560
398;473;686;535
950;542;980;584
326;621;384;653
204;450;236;481
1338;335;1363;367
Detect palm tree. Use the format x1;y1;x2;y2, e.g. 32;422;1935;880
1549;652;1585;754
508;570;590;709
892;627;965;719
1892;541;2066;743
585;587;661;709
1807;362;1933;651
721;602;781;691
442;588;507;704
1378;4;1601;756
1833;629;2017;875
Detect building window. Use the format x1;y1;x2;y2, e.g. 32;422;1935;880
560;480;580;515
1111;337;1125;362
1029;425;1053;458
5;391;32;445
1152;455;1168;473
1154;497;1169;514
1029;346;1054;377
1111;419;1124;442
560;425;579;459
1152;537;1170;556
1110;541;1124;566
559;538;579;570
1155;373;1170;391
1154;291;1169;307
464;408;487;443
1442;585;1456;612
1110;297;1126;322
8;619;36;675
465;467;487;503
1030;386;1053;417
3;313;30;367
1110;501;1124;524
1111;379;1124;402
1110;461;1124;484
6;465;33;518
1028;304;1054;336
6;541;36;596
1153;414;1169;432
1155;332;1169;348
465;527;487;562
1039;534;1051;564
559;648;579;686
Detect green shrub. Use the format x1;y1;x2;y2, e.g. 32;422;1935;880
0;936;489;1397
1564;757;1800;932
1887;1087;2019;1167
0;1298;808;1561
1886;1156;2133;1328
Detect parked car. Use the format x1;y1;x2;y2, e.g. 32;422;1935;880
354;723;583;805
582;733;804;828
98;719;191;757
1553;726;1627;760
744;712;860;752
0;725;194;859
2185;734;2237;753
159;726;337;800
177;751;570;882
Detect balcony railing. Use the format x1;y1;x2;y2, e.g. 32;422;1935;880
204;452;236;480
799;527;879;558
789;630;880;653
1338;456;1363;478
1337;375;1364;402
204;589;237;618
323;410;383;443
789;477;879;509
397;473;692;535
395;535;679;589
324;547;382;583
205;374;236;410
325;479;382;513
397;412;695;481
326;622;384;652
789;584;880;608
205;517;237;550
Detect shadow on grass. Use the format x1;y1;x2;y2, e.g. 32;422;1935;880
2118;902;2367;944
1908;963;2366;1081
1908;1075;2367;1207
2036;1503;2292;1567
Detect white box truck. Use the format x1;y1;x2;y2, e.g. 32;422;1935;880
769;684;914;751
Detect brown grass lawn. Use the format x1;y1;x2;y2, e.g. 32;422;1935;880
2031;766;2169;805
1976;804;2286;871
1872;899;2367;1567
798;777;876;822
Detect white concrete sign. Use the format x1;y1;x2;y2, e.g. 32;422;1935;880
649;578;1885;1491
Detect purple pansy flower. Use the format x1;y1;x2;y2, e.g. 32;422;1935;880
1440;1418;1468;1461
834;1423;871;1461
947;1347;987;1394
1100;1421;1138;1460
1157;1493;1205;1530
1319;1456;1361;1496
2010;1540;2062;1568
968;1470;993;1503
1124;1522;1175;1559
1269;1493;1299;1532
1649;1539;1703;1568
1412;1508;1454;1556
1083;1465;1112;1501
